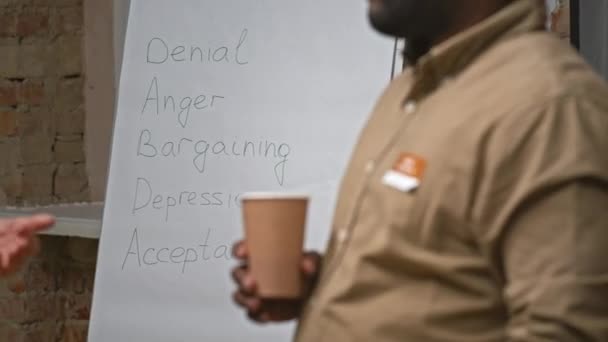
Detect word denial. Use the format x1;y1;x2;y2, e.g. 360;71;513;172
146;28;249;66
121;228;231;274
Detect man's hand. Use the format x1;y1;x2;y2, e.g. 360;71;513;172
231;240;321;323
0;214;55;277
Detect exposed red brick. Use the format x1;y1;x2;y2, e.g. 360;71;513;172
52;36;82;76
7;277;27;294
56;6;82;34
54;138;84;163
17;44;48;77
0;110;17;136
21;164;54;201
1;0;90;340
62;320;88;342
16;109;53;137
0;39;19;77
16;11;49;37
18;80;45;105
19;135;53;164
0;14;16;37
24;261;57;292
25;293;63;321
55;108;84;135
57;265;95;295
0;81;18;106
0;296;27;322
53;0;82;6
66;237;98;264
0;140;20;175
65;294;91;320
0;171;22;198
24;321;60;342
0;321;25;342
54;163;88;201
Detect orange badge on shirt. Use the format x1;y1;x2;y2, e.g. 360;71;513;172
394;153;426;179
382;153;427;192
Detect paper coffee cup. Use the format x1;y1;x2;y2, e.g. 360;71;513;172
241;193;309;299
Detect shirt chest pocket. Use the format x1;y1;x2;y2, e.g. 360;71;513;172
355;161;424;244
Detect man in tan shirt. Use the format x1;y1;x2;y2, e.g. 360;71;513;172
232;0;608;340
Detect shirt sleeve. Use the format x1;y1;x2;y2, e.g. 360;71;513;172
472;94;608;341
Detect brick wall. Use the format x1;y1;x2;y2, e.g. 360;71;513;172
0;238;97;342
0;0;89;206
0;1;99;341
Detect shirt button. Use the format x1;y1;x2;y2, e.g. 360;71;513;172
364;160;375;174
404;101;417;115
307;293;317;307
336;229;349;244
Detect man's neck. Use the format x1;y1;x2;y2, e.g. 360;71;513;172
404;0;510;64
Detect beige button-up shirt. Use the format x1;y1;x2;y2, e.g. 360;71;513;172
295;0;608;341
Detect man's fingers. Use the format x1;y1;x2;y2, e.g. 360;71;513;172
15;214;55;236
0;234;40;275
4;250;28;275
0;239;27;275
232;291;262;314
0;248;10;269
248;310;270;324
231;265;245;284
301;252;321;276
231;240;248;260
6;237;27;255
231;265;257;295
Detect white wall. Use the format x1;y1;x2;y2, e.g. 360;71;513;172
580;0;608;78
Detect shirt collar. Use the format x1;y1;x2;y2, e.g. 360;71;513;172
407;0;546;101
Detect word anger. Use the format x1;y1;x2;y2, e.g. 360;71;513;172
141;76;225;128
